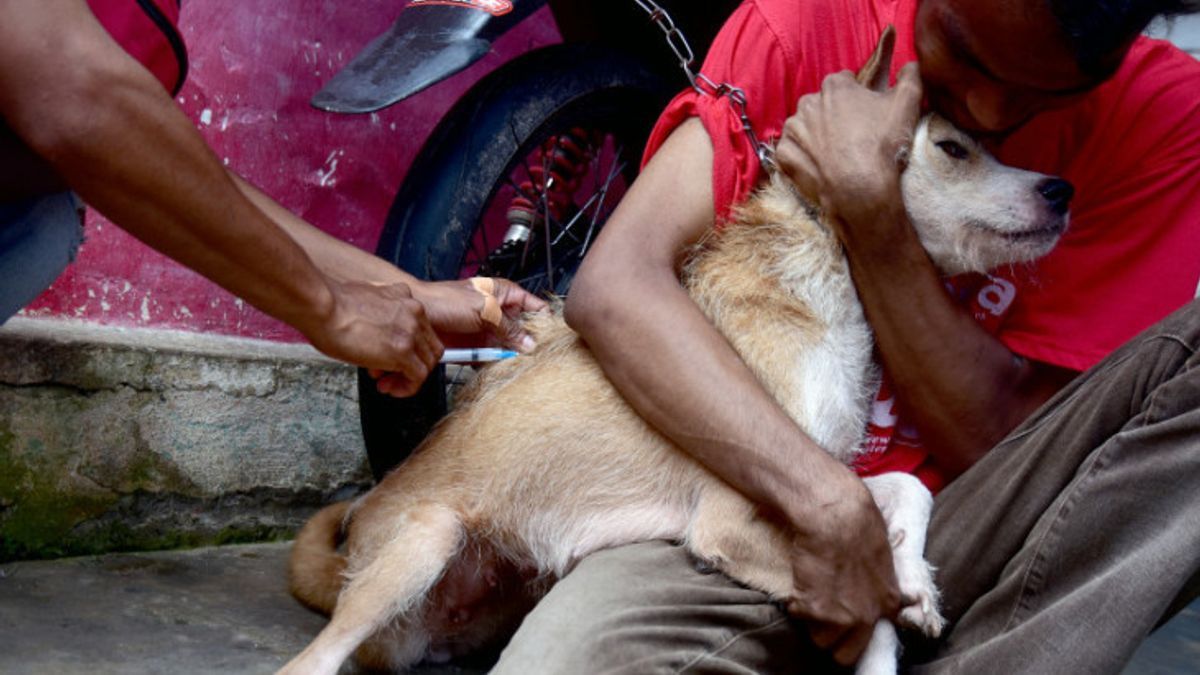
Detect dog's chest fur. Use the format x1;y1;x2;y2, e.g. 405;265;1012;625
683;174;879;461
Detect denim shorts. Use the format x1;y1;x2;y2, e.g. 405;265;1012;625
0;192;85;324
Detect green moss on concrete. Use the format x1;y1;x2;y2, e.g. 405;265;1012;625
90;420;200;497
44;520;294;561
0;327;364;562
0;426;119;561
0;420;194;561
1;422;297;561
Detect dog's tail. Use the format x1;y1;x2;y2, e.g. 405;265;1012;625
288;501;351;615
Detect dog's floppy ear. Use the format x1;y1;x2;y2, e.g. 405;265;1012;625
856;25;896;91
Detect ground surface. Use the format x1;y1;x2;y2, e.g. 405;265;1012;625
0;542;1196;674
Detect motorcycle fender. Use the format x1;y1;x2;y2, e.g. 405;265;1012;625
312;0;546;113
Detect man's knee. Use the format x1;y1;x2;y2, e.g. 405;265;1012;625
492;541;806;675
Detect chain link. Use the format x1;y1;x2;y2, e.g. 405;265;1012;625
632;0;776;170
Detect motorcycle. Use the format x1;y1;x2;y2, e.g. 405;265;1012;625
314;0;740;480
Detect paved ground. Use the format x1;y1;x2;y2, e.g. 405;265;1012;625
0;542;1197;674
0;543;472;675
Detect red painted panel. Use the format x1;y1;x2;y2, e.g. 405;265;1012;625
22;1;559;342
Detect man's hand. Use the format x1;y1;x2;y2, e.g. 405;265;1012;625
418;277;548;351
303;278;443;398
775;62;922;246
368;278;547;397
229;174;547;397
784;472;902;667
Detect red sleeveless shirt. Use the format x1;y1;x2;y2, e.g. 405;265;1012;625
87;0;188;95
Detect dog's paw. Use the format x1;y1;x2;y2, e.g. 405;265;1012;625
894;558;945;638
898;591;945;638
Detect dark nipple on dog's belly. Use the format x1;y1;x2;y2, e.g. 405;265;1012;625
423;541;540;659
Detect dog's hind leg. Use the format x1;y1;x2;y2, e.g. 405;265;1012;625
277;503;465;675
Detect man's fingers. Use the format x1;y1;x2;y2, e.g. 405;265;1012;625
830;623;877;667
412;328;443;372
774;141;823;203
496;314;537;353
375;372;418;398
806;619;847;651
805;615;878;667
819;68;857;95
494;278;548;313
384;300;436;379
484;278;542;352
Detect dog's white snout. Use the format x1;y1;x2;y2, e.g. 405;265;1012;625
1037;177;1074;217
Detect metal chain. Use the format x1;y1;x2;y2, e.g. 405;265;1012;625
632;0;776;170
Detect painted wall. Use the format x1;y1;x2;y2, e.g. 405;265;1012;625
20;1;559;342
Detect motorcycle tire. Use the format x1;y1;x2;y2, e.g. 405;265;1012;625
360;43;672;480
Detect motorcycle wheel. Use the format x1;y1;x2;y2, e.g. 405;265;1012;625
360;44;671;480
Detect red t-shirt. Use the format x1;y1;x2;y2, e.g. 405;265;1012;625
88;0;187;95
643;0;1200;492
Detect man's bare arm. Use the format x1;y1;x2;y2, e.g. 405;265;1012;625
231;174;547;395
0;1;550;396
0;0;447;388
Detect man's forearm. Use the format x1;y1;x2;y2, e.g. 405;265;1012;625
54;79;334;333
839;202;1075;474
231;173;419;288
0;2;335;335
565;116;862;524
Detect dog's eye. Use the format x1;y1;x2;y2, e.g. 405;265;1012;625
936;140;970;160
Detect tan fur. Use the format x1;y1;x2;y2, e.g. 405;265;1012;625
280;26;1069;675
287;501;350;615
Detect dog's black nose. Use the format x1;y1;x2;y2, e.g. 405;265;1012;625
1038;178;1074;216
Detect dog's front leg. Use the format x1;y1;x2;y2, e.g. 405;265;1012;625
862;473;945;637
278;504;465;675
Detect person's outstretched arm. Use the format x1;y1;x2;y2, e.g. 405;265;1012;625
230;174;546;395
0;1;542;396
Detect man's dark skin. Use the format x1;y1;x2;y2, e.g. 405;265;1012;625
0;1;545;393
565;0;1119;665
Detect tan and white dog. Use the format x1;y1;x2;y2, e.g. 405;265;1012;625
280;27;1071;675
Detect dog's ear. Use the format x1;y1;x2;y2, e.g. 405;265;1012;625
856;25;896;91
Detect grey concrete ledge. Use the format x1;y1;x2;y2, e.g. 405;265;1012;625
1;316;337;361
0;318;371;561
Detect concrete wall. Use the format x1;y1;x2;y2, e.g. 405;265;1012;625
0;318;368;561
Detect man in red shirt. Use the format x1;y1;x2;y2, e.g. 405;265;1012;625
492;0;1200;672
0;1;543;393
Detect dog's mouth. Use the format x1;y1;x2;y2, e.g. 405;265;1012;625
969;219;1067;243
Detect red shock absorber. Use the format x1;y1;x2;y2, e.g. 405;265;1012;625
504;128;597;244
